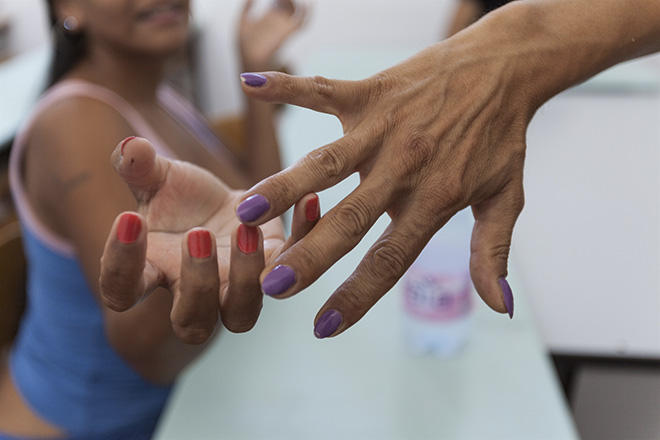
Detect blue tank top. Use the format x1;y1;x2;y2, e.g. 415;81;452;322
6;80;232;439
9;227;171;439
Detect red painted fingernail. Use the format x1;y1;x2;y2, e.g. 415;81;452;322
120;136;137;155
305;195;319;222
188;230;212;259
117;213;141;244
237;224;259;254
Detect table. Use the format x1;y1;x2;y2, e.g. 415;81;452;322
153;48;578;440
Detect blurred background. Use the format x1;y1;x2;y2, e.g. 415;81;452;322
1;1;659;439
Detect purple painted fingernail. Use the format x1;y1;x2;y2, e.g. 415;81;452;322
237;195;270;223
314;309;343;339
262;265;296;296
240;73;267;87
498;278;514;319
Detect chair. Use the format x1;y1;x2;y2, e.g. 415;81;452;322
0;220;26;351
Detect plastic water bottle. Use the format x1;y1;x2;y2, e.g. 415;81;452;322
401;208;474;358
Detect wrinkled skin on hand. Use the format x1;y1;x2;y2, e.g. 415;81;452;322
237;30;532;337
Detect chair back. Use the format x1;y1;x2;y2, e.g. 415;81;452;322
0;221;26;350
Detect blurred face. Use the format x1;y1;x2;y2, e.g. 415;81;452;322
56;0;191;57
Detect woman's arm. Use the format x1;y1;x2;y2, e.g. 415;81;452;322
235;0;307;183
24;99;211;384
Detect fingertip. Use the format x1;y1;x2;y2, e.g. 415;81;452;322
261;264;296;297
237;194;271;223
172;323;216;345
187;229;214;259
222;226;265;333
313;309;343;339
304;194;320;222
120;136;137;155
498;277;514;319
237;224;260;254
240;73;268;87
175;228;220;344
100;211;148;312
470;267;513;318
113;136;157;178
116;212;142;244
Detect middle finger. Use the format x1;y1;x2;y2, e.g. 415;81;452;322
259;174;394;299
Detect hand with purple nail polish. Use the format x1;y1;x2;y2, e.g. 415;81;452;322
236;0;660;337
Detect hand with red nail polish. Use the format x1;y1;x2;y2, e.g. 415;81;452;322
101;137;320;340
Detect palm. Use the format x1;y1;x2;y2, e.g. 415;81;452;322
135;158;283;286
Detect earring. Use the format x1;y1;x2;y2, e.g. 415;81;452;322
62;16;79;32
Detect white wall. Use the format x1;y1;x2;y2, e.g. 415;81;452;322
1;0;50;54
0;0;456;116
192;0;456;116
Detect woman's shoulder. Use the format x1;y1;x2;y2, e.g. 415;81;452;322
28;81;135;158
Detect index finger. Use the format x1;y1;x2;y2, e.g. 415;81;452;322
239;72;362;119
236;133;375;225
100;212;159;311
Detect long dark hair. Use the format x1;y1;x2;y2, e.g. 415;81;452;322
45;0;86;87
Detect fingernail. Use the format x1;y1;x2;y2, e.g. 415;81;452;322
262;265;296;296
314;309;342;339
237;194;270;223
240;73;267;87
237;224;258;254
188;230;212;259
305;195;319;222
117;213;141;244
120;136;137;155
498;278;514;319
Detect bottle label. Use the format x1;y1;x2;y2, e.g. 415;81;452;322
402;268;472;321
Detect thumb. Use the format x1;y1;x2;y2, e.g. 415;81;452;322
469;180;524;319
111;136;169;205
239;71;358;117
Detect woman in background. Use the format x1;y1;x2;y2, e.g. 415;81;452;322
0;0;309;439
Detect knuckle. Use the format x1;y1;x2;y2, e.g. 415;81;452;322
490;242;512;268
427;177;467;216
365;72;391;104
396;133;436;177
512;185;525;213
101;293;133;312
172;324;214;345
99;275;137;312
287;242;322;282
223;314;260;334
306;145;350;182
181;276;216;298
281;74;299;99
309;75;336;101
263;172;298;205
328;197;374;241
368;240;409;285
382;107;407;136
